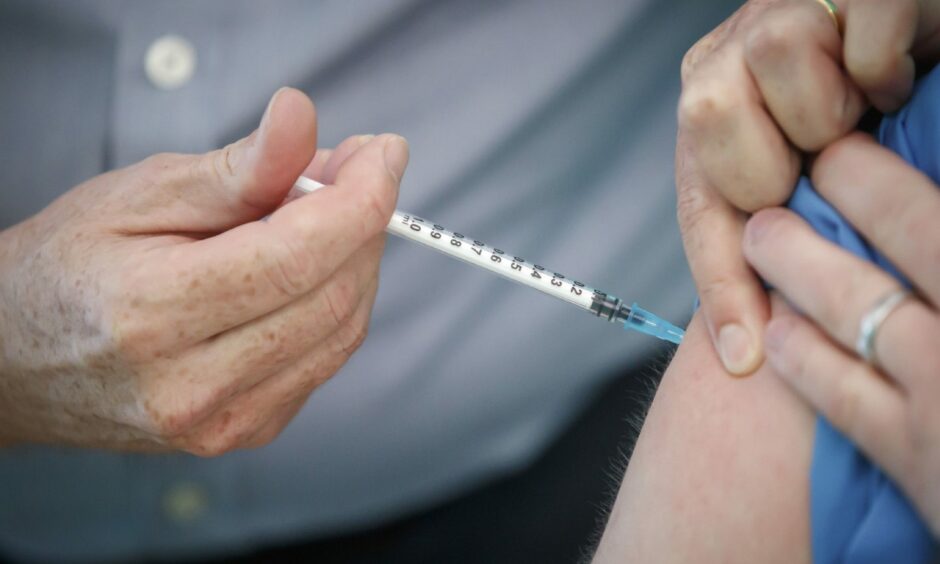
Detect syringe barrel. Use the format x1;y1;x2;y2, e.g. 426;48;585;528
286;176;684;344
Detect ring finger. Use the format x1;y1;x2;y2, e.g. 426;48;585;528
743;207;937;389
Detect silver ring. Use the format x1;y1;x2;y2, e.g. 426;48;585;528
856;289;910;368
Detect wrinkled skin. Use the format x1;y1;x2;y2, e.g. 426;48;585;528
0;88;409;456
676;0;940;375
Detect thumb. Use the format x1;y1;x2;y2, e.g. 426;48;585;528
122;87;317;233
676;137;768;376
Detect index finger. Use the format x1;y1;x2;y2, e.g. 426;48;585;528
125;134;407;347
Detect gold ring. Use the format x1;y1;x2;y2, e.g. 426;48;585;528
814;0;842;35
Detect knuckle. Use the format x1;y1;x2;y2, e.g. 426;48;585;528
211;143;238;184
805;111;847;151
186;434;237;458
743;19;796;68
344;319;369;355
695;276;762;329
323;278;361;330
183;418;255;457
677;80;738;132
358;184;395;236
697;274;744;306
680;44;703;84
801;267;850;334
675;181;716;235
329;316;370;358
109;315;157;362
146;401;199;439
145;384;218;438
828;374;865;438
188;144;238;187
291;357;332;394
680;32;719;84
899;208;940;276
264;238;313;298
794;93;857;153
107;269;172;362
109;304;166;364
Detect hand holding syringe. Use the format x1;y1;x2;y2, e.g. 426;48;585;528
289;176;685;344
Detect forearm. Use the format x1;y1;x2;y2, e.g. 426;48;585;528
592;312;815;563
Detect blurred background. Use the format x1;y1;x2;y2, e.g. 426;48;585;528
0;0;738;562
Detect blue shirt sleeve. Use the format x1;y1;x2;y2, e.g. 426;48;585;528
788;67;940;563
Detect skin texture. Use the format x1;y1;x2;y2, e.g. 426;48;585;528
597;4;940;556
593;312;815;563
748;133;940;536
676;0;940;376
0;87;409;456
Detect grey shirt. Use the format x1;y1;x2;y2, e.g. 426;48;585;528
0;1;736;561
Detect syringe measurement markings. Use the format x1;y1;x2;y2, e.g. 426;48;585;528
285;176;690;343
396;212;601;309
389;211;605;312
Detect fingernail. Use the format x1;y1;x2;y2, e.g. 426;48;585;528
239;87;290;171
261;87;291;135
717;323;759;375
383;135;409;182
745;208;783;247
357;134;375;146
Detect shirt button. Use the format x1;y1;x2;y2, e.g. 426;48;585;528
162;481;209;523
144;35;197;90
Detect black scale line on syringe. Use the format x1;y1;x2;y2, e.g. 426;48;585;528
289;177;684;344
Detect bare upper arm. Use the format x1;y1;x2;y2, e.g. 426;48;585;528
593;311;815;563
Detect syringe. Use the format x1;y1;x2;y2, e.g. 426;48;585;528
288;176;685;345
